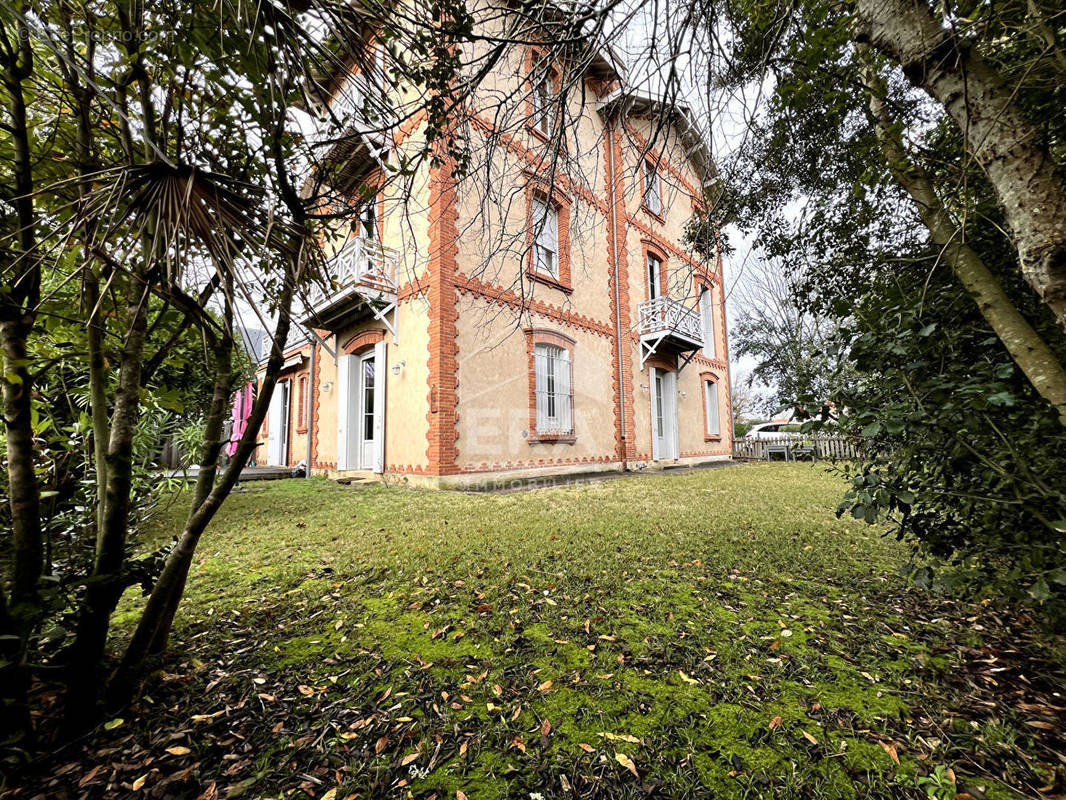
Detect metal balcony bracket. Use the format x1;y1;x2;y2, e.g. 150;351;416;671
307;327;336;360
676;349;698;374
640;333;668;368
371;299;398;344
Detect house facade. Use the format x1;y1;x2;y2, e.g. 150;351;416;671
257;21;733;488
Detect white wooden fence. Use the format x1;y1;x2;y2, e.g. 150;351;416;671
732;435;863;462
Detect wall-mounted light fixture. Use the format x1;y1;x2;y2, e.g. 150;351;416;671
391;359;406;375
321;381;333;393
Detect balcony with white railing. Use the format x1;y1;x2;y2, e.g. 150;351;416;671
638;296;704;364
310;72;393;188
304;235;400;331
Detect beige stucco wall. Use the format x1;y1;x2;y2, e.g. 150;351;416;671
454;294;617;470
312;295;431;472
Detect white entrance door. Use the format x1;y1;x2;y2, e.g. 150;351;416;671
266;380;290;466
336;340;387;473
356;350;377;468
649;367;678;461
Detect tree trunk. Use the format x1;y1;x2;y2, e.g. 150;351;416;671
0;16;43;750
862;53;1066;425
64;270;153;733
852;0;1066;330
0;541;35;756
113;263;297;695
84;269;110;545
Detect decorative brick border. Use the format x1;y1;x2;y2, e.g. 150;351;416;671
644;354;677;374
425;149;460;475
524;328;577;444
455;272;613;339
604;120;637;463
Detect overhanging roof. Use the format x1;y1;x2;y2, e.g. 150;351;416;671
598;87;718;190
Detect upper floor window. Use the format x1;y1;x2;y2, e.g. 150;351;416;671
530;57;554;135
534;343;573;434
704;378;720;437
699;284;715;358
358;198;376;241
531;196;559;279
643;159;662;216
297;374;309;431
647;253;663;300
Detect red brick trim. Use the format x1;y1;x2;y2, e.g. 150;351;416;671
524;328;576;444
455;272;613;338
457;454;615;474
341;329;385;355
644;354;677;373
604;120;636;463
629;217;717;285
425;148;460;475
640;239;669;301
525;179;572;293
469;113;608;217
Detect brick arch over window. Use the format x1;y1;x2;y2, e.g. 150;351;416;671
524;328;577;444
644;354;677;373
342;329;385;355
640;239;669;301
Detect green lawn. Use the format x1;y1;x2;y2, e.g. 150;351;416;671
48;464;1066;799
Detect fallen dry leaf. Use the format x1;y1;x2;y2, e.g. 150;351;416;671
165;746;191;756
878;740;900;765
615;752;639;779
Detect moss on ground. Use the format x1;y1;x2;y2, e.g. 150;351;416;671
35;463;1064;799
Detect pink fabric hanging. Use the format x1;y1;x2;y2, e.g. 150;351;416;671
227;383;253;458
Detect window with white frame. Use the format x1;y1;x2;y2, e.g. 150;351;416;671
643;159;662;216
358;199;376;241
647;253;662;300
534;343;573;433
531;60;553;134
704;379;720;436
532;196;559;278
700;284;715;358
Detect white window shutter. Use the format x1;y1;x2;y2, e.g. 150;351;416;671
649;367;660;462
535;345;548;430
701;288;715;358
336;354;351;470
372;340;387;473
558;350;572;432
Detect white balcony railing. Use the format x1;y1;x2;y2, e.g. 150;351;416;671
312;72;392;150
638;296;703;344
308;235;399;318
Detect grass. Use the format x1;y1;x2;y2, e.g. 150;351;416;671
28;463;1066;799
